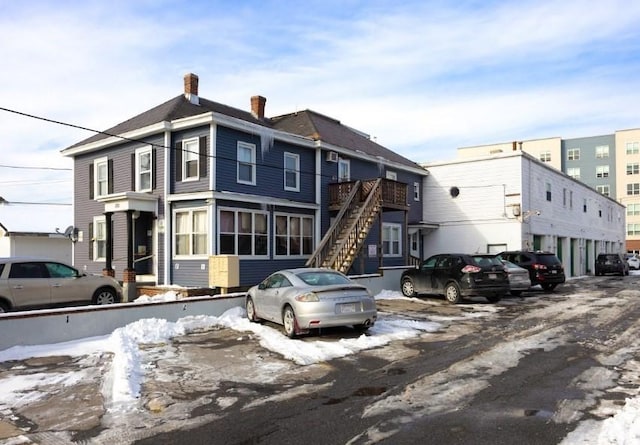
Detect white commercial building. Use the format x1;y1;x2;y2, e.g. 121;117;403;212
421;151;625;277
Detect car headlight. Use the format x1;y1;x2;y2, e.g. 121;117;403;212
295;292;319;302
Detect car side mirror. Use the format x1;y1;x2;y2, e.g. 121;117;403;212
258;283;266;290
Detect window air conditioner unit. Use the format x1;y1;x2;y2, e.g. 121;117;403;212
326;151;339;162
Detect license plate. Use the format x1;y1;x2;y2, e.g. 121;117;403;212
551;270;557;274
488;273;497;279
340;303;356;313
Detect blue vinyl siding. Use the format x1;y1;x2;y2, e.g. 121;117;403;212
216;126;316;202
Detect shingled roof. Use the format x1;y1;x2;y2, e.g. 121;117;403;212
271;110;423;170
66;94;272;150
65;73;424;172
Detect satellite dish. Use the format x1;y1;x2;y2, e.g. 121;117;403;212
63;225;74;238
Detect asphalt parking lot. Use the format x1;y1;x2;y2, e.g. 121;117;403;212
2;275;640;444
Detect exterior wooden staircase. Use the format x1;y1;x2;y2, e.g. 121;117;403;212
306;179;383;273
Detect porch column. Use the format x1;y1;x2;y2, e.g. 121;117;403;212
102;211;114;277
122;209;136;302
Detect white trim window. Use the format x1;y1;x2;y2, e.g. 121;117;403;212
382;223;402;257
182;138;200;181
540;151;551;162
627;163;639;175
94;156;109;198
567;148;580;160
627;183;640;196
626;142;639;155
174;208;208;257
627;203;640;216
275;213;313;257
338;158;350;182
135;146;153;192
567;167;580;179
597;145;611;158
284;152;300;191
597;185;610;196
413;182;420;201
237;142;256;185
219;209;268;257
93;216;106;261
596;165;609;178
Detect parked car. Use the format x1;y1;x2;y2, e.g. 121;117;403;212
245;268;377;338
626;254;640;270
0;258;123;313
595;253;629;276
499;259;532;296
496;251;565;292
400;253;509;304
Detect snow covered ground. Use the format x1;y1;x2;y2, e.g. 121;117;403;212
0;289;638;444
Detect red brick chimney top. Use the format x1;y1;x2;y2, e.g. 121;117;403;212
251;95;266;119
184;73;199;105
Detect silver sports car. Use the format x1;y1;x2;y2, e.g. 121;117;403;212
246;268;377;338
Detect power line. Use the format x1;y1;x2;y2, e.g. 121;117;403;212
0;164;71;171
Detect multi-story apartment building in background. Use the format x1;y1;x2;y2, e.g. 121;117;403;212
458;128;640;253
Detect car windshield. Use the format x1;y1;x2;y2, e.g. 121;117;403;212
297;271;352;286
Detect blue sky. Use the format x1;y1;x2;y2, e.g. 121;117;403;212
1;0;640;228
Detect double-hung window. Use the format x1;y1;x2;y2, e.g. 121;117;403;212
94;157;109;198
135;147;153;192
626;142;639;155
627;184;640;196
338;158;350;182
182;138;200;181
382;223;402;257
219;209;268;256
414;182;420;201
175;208;208;256
540;151;551;162
275;214;313;257
596;165;609;178
627;163;639;175
567;148;580;160
596;145;610;158
93;216;106;261
567;167;580;179
284;152;300;191
237;142;256;185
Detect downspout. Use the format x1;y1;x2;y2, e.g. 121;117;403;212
163;129;171;285
210;123;217;256
315;145;321;254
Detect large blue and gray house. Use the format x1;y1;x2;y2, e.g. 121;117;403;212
61;73;428;293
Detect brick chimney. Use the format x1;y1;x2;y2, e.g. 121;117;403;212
251;95;266;119
184;73;199;105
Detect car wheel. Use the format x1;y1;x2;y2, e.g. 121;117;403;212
401;277;416;297
283;305;298;338
0;301;8;313
93;287;118;305
444;282;461;304
246;298;260;322
541;283;557;292
510;290;523;297
486;294;502;303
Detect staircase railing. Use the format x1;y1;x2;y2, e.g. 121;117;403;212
329;179;382;273
305;181;362;268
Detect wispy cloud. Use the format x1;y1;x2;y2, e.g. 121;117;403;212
1;0;640;214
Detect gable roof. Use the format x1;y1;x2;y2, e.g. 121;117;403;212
67;95;272;150
271;110;424;170
63;76;424;173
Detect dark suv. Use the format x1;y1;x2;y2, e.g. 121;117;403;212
496;251;565;292
595;253;629;276
400;253;509;304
